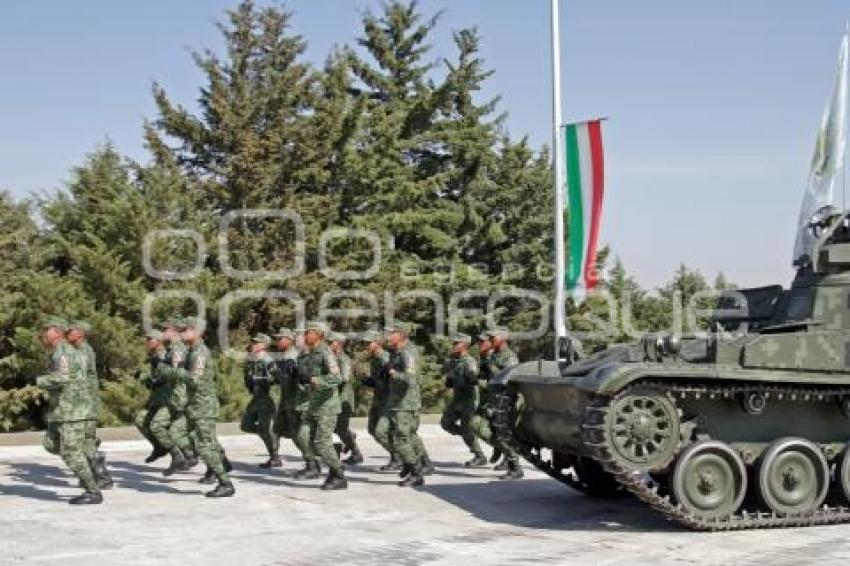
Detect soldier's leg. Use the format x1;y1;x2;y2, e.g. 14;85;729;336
240;396;260;435
440;404;462;437
311;414;342;473
293;411;314;458
149;406;176;451
335;405;362;464
194;419;235;497
257;399;280;465
43;422;60;455
311;413;347;489
413;413;432;469
293;412;319;479
460;411;484;456
194;419;229;482
391;411;420;470
84;419;98;460
393;411;424;486
274;403;289;439
59;422;99;493
136;408;169;463
167;411;189;450
373;411;394;454
461;411;487;467
134;409;156;447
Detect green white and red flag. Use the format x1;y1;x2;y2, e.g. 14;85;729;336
563;120;606;295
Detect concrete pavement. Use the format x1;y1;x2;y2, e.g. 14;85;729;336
2;424;850;565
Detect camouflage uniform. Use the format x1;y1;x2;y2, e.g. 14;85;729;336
297;342;344;477
134;347;173;453
78;339;99;460
472;345;522;472
387;341;427;478
332;343;362;463
175;340;230;486
365;349;396;462
240;348;280;463
273;345;302;441
38;339;100;496
440;348;485;462
162;339;194;458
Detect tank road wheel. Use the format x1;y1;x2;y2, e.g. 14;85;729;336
758;438;828;516
671;440;747;520
836;443;850;504
604;389;681;472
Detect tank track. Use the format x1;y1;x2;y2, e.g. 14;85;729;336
490;389;610;496
495;380;850;531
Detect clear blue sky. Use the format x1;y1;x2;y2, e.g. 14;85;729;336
2;0;849;289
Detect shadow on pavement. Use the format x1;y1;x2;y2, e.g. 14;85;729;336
420;477;677;533
0;462;70;502
106;461;202;495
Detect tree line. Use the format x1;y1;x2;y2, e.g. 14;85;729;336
0;1;729;431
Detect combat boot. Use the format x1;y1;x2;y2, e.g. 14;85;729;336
294;460;320;480
145;445;169;464
489;448;503;465
343;447;364;465
205;480;235;498
420;454;436;476
398;463;412;479
69;490;103;505
499;461;524;481
94;451;114;490
465;453;488;468
221;450;233;473
464;452;487;468
398;471;424;488
198;467;217;485
321;469;348;491
494;458;509;472
183;449;199;469
379;454;402;472
162;449;188;477
260;455;283;469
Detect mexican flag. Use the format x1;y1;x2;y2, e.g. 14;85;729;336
564;120;606;294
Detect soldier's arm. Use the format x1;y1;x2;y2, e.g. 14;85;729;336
36;353;71;390
243;363;255;390
393;350;418;386
314;350;343;389
164;348;191;383
255;359;275;382
462;358;479;389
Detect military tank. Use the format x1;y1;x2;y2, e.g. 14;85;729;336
493;208;850;530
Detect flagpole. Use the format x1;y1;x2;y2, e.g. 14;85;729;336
551;0;568;360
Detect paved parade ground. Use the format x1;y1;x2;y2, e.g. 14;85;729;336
2;422;850;566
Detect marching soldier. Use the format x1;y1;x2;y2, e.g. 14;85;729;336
159;317;198;476
476;333;502;468
240;333;281;468
472;330;524;480
296;322;347;490
361;331;400;471
173;317;235;497
135;329;190;475
291;326;322;479
272;328;306;472
66;320;112;489
329;332;364;465
385;323;428;487
440;334;487;467
36;317;103;504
